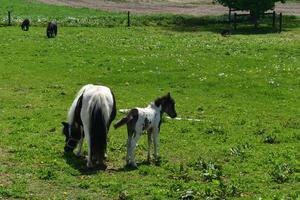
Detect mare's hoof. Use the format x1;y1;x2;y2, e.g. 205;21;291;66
145;160;151;165
98;163;107;171
87;163;107;171
125;163;138;170
75;152;82;158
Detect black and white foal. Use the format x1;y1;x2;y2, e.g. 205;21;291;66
114;93;177;168
62;84;116;169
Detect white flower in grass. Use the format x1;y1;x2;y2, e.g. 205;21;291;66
268;79;280;87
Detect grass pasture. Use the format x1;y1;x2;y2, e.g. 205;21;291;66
0;1;300;200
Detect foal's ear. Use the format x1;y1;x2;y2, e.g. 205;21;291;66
167;92;171;98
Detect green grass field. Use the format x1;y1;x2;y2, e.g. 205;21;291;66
0;1;300;200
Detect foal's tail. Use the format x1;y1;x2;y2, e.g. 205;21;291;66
114;109;138;129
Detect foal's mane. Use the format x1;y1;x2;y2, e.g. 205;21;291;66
154;93;171;107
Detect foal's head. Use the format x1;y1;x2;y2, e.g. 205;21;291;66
61;122;81;153
155;93;177;118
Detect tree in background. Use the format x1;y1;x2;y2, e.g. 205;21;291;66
215;0;286;27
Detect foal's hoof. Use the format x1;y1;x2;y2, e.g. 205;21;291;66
154;157;162;166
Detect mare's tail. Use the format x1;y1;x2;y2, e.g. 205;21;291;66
114;109;138;129
90;99;107;162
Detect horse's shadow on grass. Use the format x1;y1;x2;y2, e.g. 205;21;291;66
62;153;108;175
63;153;150;174
63;152;157;174
62;152;90;173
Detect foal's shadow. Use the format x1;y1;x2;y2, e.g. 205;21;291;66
111;160;158;172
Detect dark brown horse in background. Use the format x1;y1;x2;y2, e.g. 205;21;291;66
21;19;30;31
47;22;57;38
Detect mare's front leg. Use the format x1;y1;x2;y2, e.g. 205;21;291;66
75;138;83;157
75;129;84;157
83;125;93;168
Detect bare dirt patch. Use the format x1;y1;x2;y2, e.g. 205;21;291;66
37;0;300;16
0;147;13;187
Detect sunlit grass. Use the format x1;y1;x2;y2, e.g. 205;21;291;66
0;0;300;199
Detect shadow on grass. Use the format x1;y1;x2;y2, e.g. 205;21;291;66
63;152;150;174
165;14;300;35
62;152;109;175
0;12;299;35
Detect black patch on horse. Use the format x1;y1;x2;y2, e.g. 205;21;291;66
21;19;30;31
47;22;57;38
142;118;150;131
74;94;83;128
154;93;177;128
63;94;84;153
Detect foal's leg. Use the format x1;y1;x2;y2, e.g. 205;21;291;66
129;131;141;168
153;127;160;162
126;130;133;166
147;130;153;163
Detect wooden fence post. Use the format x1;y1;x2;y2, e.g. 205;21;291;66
127;11;130;27
8;11;11;26
279;12;282;33
228;7;232;22
272;11;276;29
233;13;237;30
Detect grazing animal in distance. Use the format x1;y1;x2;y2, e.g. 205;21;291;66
46;22;57;38
221;29;231;37
114;93;177;168
62;84;116;169
21;19;30;31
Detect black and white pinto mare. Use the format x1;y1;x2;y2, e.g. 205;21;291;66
114;93;177;168
62;84;116;169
